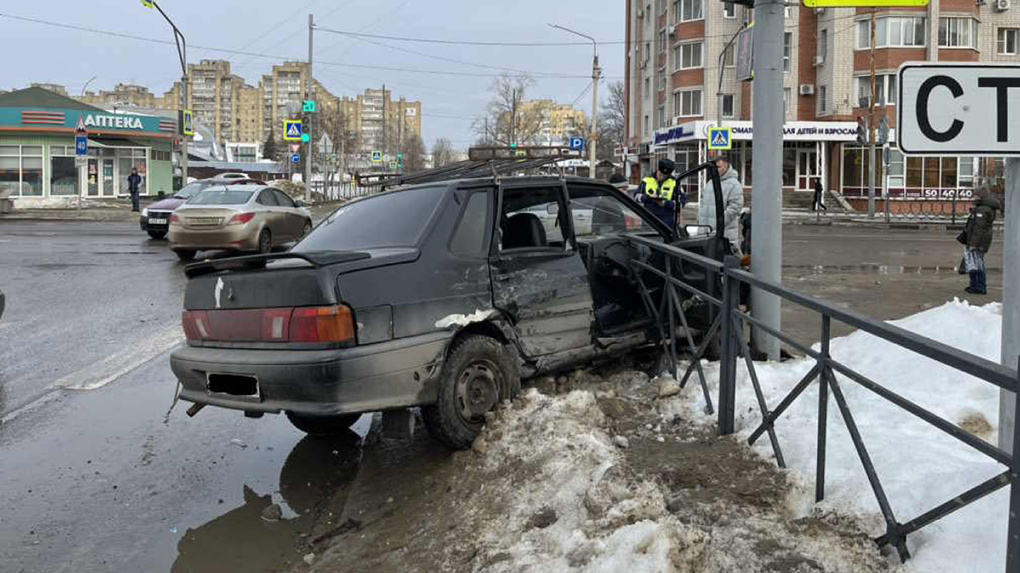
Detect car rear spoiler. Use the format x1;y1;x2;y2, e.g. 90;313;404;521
184;251;370;278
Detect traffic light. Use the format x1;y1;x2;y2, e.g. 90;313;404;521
856;117;869;147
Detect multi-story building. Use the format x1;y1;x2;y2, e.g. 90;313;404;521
520;100;587;146
159;60;259;145
31;83;69;97
81;84;159;108
625;0;1020;206
336;88;422;155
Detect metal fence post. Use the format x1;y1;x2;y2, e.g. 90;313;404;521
1007;356;1020;573
718;256;740;436
817;315;831;503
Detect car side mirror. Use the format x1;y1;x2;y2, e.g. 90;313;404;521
294;200;306;208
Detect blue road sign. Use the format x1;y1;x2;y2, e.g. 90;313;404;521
707;127;732;151
284;120;303;142
569;137;585;151
291;153;301;164
75;135;88;157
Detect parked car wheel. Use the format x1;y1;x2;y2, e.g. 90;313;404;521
147;230;167;240
175;250;196;262
423;334;519;450
257;229;272;254
285;411;361;436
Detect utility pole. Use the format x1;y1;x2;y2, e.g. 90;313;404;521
550;24;599;172
868;9;877;218
381;83;386;162
749;0;785;361
305;13;313;201
1000;157;1020;451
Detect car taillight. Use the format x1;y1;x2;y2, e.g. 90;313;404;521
290;306;355;343
625;214;641;230
182;306;354;345
227;212;255;225
170;214;180;225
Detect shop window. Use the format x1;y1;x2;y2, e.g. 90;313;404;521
0;145;43;197
940;157;957;189
842;148;863;188
50;145;78;197
906;157;923;188
887;149;904;188
923;157;939;188
959;157;974;188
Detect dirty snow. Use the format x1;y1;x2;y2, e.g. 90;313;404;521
670;298;1008;573
434;309;496;330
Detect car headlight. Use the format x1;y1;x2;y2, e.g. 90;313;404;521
141;208;148;217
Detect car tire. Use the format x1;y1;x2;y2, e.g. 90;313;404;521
285;412;362;436
175;250;196;262
257;229;272;254
422;334;520;450
147;230;167;240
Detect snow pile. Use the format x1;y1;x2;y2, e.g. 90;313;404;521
672;299;1008;572
464;376;889;572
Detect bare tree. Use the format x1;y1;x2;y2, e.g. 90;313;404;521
399;134;427;172
473;73;551;146
599;81;626;161
432;138;455;168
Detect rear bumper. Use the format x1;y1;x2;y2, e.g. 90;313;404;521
169;224;257;251
169;331;452;416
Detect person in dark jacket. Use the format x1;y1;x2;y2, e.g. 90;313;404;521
963;187;998;295
127;167;142;212
812;179;827;211
634;159;685;230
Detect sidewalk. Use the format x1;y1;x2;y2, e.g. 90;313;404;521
0;198;347;223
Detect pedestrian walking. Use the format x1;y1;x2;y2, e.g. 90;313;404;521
635;159;685;230
698;154;744;254
960;186;999;295
812;179;827;211
127;167;142;212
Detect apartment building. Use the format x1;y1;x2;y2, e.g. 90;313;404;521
337;88;422;155
521;100;588;146
625;0;1020;205
81;84;159;108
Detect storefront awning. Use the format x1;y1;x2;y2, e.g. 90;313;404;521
654;120;859;147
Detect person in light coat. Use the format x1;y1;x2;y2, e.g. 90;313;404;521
698;155;744;253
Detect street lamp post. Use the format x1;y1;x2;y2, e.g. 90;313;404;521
550;24;600;177
77;76;97;211
143;0;188;187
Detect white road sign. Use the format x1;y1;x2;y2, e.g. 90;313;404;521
898;63;1020;156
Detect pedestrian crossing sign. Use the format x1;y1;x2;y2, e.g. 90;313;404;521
283;120;303;142
371;151;382;163
708;127;732;151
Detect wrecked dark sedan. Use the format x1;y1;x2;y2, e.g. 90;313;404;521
169;173;727;449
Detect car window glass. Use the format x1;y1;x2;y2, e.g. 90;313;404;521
498;185;567;252
294;185;445;252
568;185;653;239
273;190;296;208
449;190;490;256
176;181;212;199
188;190;254;205
257;189;278;206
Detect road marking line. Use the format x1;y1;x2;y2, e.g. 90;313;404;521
49;327;184;391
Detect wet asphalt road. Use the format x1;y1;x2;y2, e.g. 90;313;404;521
0;220;1003;572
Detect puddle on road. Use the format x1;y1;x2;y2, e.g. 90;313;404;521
171;420;369;573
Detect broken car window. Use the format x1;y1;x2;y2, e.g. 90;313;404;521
498;186;566;251
568;185;651;239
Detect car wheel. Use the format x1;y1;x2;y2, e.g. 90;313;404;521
301;220;312;237
175;250;196;262
257;229;272;254
285;412;361;436
422;335;520;450
147;230;167;240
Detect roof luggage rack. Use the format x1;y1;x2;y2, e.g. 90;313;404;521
362;146;584;191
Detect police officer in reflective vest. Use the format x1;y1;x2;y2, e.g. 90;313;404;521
635;158;684;230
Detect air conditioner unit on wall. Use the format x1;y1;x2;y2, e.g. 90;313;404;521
813;55;825;66
799;84;816;95
995;0;1011;11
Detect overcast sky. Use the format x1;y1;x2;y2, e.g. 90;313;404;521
0;0;626;149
